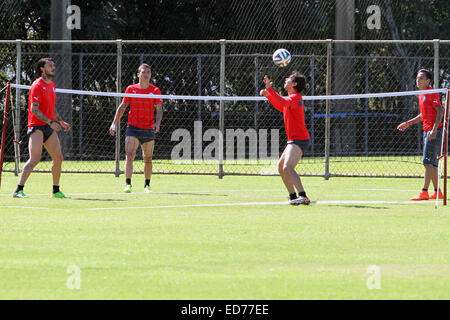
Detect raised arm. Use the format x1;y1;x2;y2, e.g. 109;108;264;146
266;87;290;112
259;75;287;112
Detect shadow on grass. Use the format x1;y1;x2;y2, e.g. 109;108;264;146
73;198;127;202
155;192;228;197
326;205;389;209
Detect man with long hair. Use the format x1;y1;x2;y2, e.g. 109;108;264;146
260;72;311;205
13;58;71;198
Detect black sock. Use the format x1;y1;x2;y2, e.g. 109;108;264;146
145;179;150;187
15;185;24;193
126;178;131;186
422;188;428;192
53;185;60;194
299;191;307;197
289;192;297;200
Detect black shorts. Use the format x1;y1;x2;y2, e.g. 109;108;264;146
287;139;310;152
423;127;443;167
27;124;54;143
125;125;155;144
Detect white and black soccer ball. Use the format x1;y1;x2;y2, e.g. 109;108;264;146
272;48;292;67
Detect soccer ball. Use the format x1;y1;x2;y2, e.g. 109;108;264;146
272;48;291;67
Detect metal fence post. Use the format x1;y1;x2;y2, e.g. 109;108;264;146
78;54;84;158
416;57;422;155
254;55;259;133
365;56;369;156
115;39;122;177
433;39;439;88
197;55;202;121
195;55;203;164
218;39;225;179
14;39;22;176
310;55;315;156
324;39;332;180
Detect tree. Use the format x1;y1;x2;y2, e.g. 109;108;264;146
333;0;356;154
51;0;73;156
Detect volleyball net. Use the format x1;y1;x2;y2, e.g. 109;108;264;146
0;82;448;183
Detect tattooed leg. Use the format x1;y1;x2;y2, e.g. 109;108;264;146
18;130;44;185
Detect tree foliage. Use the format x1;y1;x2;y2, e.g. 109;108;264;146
1;0;448;41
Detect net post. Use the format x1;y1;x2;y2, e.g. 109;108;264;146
14;39;21;176
324;39;332;180
433;40;442;205
218;39;225;179
444;88;450;205
115;39;122;177
0;82;11;189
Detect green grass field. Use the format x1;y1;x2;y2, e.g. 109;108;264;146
0;171;449;299
2;154;425;176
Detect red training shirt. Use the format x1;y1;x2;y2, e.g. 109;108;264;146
123;83;163;129
28;78;56;128
418;86;442;132
266;87;310;141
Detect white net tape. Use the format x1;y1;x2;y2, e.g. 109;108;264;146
10;84;447;101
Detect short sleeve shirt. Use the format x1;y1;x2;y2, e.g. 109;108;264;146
266;88;310;141
123;83;163;129
418;86;442;132
27;78;56;127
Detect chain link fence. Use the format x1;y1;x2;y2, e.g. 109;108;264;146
1;40;449;177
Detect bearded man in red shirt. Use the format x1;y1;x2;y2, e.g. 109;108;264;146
13;58;71;198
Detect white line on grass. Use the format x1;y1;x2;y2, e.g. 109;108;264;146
315;200;429;204
88;201;287;210
0;206;50;210
359;189;417;192
0;189;281;197
1;189;421;197
88;200;430;211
